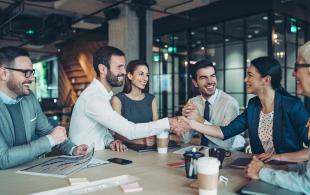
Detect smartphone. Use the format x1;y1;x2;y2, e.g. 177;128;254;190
107;158;132;165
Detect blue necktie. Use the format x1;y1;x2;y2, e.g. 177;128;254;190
201;101;210;146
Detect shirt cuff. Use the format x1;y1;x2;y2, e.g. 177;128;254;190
69;147;76;155
105;139;114;147
203;120;212;125
259;167;274;182
46;135;55;147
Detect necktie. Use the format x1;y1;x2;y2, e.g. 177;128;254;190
201;101;210;146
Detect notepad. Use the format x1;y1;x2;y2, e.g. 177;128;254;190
120;182;143;193
68;178;89;185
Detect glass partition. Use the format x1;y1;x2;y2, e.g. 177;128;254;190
153;12;308;117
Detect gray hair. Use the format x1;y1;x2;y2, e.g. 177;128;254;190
298;41;310;72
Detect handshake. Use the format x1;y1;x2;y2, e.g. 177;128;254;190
168;116;191;136
167;101;204;136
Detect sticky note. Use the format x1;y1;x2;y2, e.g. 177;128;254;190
68;178;89;185
120;182;143;193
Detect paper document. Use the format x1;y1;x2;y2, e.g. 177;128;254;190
17;145;109;178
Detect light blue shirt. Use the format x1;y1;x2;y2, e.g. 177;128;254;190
0;91;23;104
259;148;310;194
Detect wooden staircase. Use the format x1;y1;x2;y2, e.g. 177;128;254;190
58;40;107;106
64;63;90;96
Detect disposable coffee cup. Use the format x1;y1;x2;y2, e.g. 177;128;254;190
197;157;220;195
157;131;169;154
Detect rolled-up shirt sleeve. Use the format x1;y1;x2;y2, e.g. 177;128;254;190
85;95;170;140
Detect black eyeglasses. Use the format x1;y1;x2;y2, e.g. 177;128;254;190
2;67;35;78
294;63;310;71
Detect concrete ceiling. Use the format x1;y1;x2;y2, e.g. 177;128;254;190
0;0;220;60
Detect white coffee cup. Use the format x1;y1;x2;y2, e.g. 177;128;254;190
156;131;169;154
197;157;220;195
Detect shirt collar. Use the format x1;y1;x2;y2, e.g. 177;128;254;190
200;89;219;105
0;90;23;104
92;78;114;99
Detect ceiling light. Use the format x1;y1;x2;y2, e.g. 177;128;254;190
274;19;283;24
262;16;268;20
254;30;259;34
164;45;168;48
248;35;253;38
72;20;102;30
191;31;195;35
212;26;218;31
225;38;229;42
201;46;205;50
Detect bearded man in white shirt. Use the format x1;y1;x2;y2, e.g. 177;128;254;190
182;59;245;150
69;46;187;151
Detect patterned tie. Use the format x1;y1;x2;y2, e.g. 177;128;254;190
201;101;210;146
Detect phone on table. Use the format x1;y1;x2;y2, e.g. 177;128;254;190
107;158;132;165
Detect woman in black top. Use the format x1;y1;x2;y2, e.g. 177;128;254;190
111;60;158;146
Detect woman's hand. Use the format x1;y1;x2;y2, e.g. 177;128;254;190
256;153;281;162
245;157;265;179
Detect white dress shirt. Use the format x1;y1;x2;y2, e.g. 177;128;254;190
69;79;170;150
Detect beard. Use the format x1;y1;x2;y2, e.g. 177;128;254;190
106;70;125;87
7;78;31;97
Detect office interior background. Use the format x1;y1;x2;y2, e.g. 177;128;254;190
0;0;309;125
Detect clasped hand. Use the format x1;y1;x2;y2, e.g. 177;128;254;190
169;116;191;136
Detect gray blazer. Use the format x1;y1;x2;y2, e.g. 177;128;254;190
0;93;75;169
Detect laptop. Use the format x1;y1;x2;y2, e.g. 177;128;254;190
241;180;302;195
126;141;181;152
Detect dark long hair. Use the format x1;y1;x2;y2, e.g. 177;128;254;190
251;57;290;96
122;60;149;94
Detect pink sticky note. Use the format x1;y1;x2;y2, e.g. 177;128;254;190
120;182;143;193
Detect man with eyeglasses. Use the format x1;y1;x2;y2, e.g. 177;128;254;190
0;46;88;169
246;41;310;193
